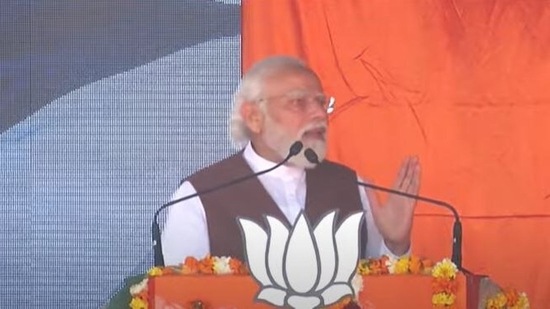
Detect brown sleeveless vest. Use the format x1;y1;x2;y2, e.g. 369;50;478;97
187;151;366;261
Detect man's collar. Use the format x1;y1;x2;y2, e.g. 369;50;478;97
242;142;305;180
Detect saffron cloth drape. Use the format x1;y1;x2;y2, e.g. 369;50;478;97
242;1;550;307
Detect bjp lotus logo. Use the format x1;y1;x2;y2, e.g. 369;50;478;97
237;210;364;309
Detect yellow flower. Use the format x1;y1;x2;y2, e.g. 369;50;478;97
485;290;530;309
432;292;456;306
147;266;163;277
432;258;458;280
486;293;507;309
393;257;410;274
357;260;370;275
510;293;530;309
129;297;147;309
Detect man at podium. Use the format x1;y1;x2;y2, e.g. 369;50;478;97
161;55;421;266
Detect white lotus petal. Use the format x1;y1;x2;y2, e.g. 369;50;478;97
284;213;319;293
312;211;337;291
333;211;364;282
287;295;321;309
238;218;271;286
266;216;289;289
256;287;287;306
320;283;354;305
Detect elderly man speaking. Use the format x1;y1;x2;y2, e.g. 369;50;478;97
161;55;421;266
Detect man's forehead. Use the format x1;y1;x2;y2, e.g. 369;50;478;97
261;69;323;91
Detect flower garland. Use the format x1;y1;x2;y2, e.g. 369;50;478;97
355;255;458;308
129;255;360;309
431;258;459;307
129;255;529;309
129;256;248;309
484;288;530;309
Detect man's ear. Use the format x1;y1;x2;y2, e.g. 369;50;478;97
240;101;265;134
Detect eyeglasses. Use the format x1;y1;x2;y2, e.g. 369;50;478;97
258;91;335;113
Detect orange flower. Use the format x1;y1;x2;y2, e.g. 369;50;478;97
432;278;458;294
504;288;520;305
367;257;389;275
182;257;200;274
229;258;248;275
198;256;214;274
409;256;423;274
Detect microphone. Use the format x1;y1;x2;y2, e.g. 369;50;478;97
152;141;304;267
304;148;463;270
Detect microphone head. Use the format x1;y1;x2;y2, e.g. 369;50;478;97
304;148;320;164
288;141;304;156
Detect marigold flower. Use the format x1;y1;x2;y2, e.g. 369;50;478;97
198;256;214;274
432;259;457;279
485;289;530;309
393;257;410;274
432;292;456;306
229;258;247;274
504;288;520;304
432;278;458;294
147;266;164;277
409;256;423;274
129;297;148;309
368;257;389;275
182;256;200;274
356;259;370;275
511;293;530;309
486;293;507;309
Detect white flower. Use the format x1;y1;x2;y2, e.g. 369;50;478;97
129;278;148;296
213;256;233;275
238;210;364;309
386;256;397;274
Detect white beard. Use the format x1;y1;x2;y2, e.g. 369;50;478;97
262;116;327;169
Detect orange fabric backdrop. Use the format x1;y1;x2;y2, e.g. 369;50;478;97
242;0;550;307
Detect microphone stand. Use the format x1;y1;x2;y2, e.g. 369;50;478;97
356;180;463;270
304;148;463;270
151;141;304;267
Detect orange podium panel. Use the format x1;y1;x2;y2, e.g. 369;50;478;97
148;272;486;308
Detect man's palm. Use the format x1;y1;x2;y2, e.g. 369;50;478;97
364;156;421;254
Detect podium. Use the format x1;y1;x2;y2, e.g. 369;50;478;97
146;271;498;308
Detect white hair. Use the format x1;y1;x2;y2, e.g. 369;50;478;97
229;55;313;149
